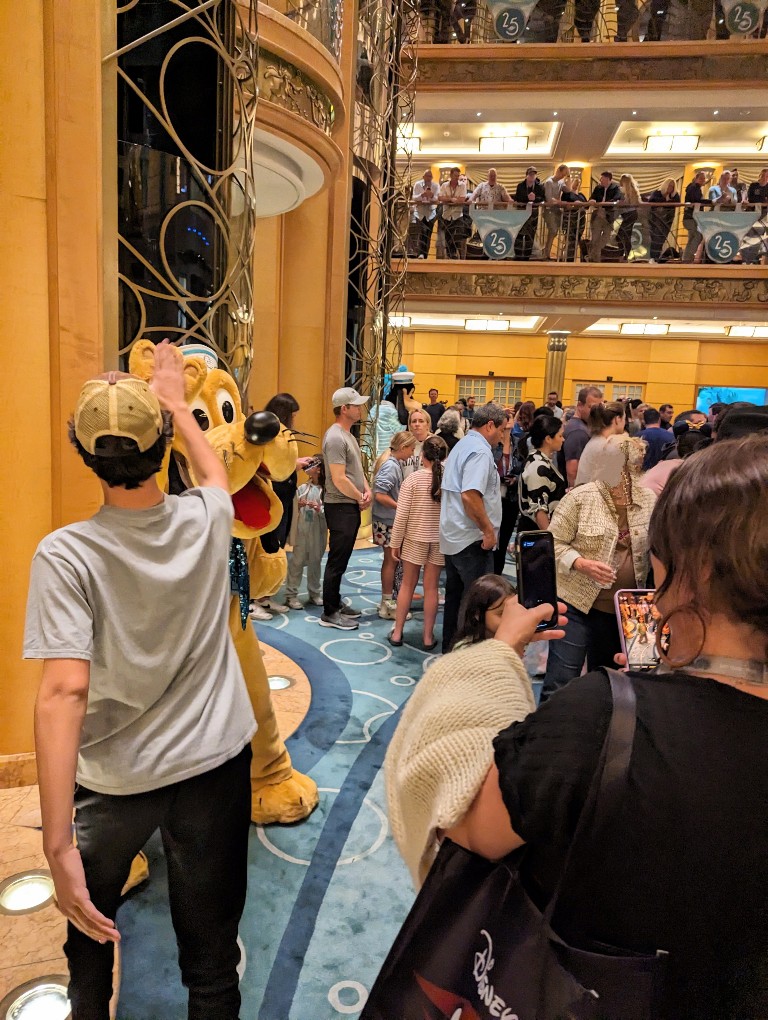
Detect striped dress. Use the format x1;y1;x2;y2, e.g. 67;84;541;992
390;468;444;566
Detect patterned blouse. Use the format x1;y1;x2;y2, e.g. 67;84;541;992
518;450;566;525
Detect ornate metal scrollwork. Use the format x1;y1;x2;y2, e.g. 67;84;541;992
117;0;258;397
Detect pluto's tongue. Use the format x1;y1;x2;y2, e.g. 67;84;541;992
231;479;272;530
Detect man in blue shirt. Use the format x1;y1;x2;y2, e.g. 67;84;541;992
439;402;506;652
639;407;672;471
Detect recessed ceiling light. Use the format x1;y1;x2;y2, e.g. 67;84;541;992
632;111;637;116
553;111;558;116
713;110;719;115
476;111;482;117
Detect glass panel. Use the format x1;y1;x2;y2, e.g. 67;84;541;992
572;381;604;403
612;383;645;400
493;379;523;404
458;377;487;400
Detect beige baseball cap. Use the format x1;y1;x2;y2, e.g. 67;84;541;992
332;386;369;407
74;372;164;456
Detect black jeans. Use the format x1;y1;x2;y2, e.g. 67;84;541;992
67;744;252;1020
541;603;621;703
416;216;435;258
323;501;361;615
493;496;519;575
442;541;495;652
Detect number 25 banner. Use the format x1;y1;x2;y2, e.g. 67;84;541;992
720;0;767;33
485;0;540;40
470;207;532;260
693;209;762;263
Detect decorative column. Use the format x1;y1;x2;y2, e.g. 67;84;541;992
544;330;570;405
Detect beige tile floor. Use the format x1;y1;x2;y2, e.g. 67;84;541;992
0;644;311;1007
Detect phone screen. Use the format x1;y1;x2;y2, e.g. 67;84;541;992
614;589;662;670
515;531;558;632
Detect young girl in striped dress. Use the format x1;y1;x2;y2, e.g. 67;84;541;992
388;435;448;651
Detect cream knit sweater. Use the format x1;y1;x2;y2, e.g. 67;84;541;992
385;640;535;888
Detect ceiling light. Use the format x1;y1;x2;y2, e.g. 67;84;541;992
465;319;510;331
388;315;411;328
620;322;669;335
553;111;558;116
756;327;768;338
397;135;421;153
479;135;528;153
0;871;55;915
476;111;482;117
632;111;637;115
0;978;70;1020
410;315;465;328
713;110;719;115
644;134;699;153
729;325;755;337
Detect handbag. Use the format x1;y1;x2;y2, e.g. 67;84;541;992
361;669;668;1020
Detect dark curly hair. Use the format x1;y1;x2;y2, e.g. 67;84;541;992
68;412;174;489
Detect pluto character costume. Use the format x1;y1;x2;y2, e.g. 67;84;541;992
129;340;319;825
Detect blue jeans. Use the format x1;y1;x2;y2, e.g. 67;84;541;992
442;541;494;652
541;602;621;703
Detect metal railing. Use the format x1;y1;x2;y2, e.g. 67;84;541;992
414;0;765;44
267;0;343;59
403;200;768;264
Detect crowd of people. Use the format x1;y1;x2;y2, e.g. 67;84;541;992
25;341;768;1017
408;165;768;263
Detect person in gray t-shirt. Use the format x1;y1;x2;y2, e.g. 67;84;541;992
321;386;372;629
24;342;255;1018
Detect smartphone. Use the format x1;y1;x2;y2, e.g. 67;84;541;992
614;589;662;671
515;530;559;632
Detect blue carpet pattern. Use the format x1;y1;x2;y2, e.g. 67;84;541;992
117;548;536;1019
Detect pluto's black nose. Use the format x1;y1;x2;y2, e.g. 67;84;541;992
244;411;281;446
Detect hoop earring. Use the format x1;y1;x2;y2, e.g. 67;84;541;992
655;604;707;669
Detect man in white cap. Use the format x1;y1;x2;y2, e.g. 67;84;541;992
23;342;255;1018
321;386;371;629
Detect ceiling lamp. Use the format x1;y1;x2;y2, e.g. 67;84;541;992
397;136;421;154
479;136;529;154
465;319;510;331
621;323;669;335
644;135;699;153
729;325;768;338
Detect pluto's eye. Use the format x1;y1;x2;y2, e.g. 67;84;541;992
190;403;210;431
216;387;236;424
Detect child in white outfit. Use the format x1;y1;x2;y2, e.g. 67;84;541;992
285;458;327;610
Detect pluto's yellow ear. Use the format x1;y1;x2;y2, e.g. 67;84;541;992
128;339;207;401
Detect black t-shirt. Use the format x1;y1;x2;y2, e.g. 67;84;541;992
748;182;768;204
493;670;768;1019
423;401;446;431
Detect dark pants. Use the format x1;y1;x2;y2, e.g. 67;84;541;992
323;501;361;615
514;216;538;261
416;216;435;258
67;744;252;1020
541;602;621;703
444;217;465;259
442;541;494;652
493;497;519;575
262;473;297;553
616;210;637;258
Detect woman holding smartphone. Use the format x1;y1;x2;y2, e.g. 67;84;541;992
384;434;768;1020
541;434;655;702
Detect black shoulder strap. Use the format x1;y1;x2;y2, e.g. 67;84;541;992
544;668;636;924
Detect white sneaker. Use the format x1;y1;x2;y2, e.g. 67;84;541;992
286;597;303;611
261;598;289;614
378;599;398;620
249;602;272;621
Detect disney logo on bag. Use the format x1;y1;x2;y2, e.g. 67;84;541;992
473;930;520;1019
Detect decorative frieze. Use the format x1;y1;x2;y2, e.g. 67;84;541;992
259;49;334;134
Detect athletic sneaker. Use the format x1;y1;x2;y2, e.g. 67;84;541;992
320;612;359;630
340;605;362;618
260;598;289;614
286;597;303;611
308;595;324;606
249;601;273;621
378;599;398;620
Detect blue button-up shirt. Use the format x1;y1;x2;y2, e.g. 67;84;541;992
439;429;502;555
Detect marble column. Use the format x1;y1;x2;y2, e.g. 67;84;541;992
543;331;570;406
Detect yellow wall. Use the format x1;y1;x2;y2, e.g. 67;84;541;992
402;330;768;409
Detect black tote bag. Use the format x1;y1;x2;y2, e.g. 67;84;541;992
361;670;668;1020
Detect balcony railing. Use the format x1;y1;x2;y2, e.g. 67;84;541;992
403;201;768;265
267;0;343;59
415;0;765;44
